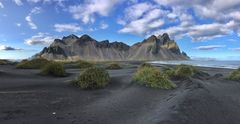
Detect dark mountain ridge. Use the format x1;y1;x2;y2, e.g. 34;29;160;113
34;33;189;61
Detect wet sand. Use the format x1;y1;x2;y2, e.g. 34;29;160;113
0;64;240;124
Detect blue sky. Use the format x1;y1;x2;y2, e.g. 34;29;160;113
0;0;240;60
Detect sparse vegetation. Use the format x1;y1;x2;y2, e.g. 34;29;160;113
163;64;195;79
41;62;66;77
139;63;154;69
76;60;94;69
16;58;50;69
162;67;176;78
228;68;240;81
174;64;194;79
106;63;122;70
0;59;9;65
133;66;176;89
73;67;110;89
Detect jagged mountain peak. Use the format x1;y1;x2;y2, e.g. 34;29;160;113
145;35;158;43
79;34;95;41
35;33;189;61
63;34;79;40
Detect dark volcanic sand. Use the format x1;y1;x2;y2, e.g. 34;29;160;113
0;64;240;124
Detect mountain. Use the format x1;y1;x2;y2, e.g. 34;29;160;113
34;33;189;61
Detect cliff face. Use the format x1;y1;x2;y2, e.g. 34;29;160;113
34;33;189;61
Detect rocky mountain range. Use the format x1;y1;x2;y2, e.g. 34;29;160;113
34;33;189;61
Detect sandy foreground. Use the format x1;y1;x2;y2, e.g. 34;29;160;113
0;64;240;124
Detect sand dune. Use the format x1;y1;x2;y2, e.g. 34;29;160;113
0;64;240;124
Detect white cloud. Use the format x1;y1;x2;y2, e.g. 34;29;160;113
69;0;123;24
25;16;37;29
167;13;177;19
24;33;56;45
13;0;66;6
119;4;167;35
151;21;238;41
30;7;41;15
123;2;155;21
0;2;4;8
148;20;164;29
25;7;41;30
16;23;21;27
13;0;23;6
27;0;42;3
195;45;225;50
138;0;240;41
54;23;82;32
100;22;109;29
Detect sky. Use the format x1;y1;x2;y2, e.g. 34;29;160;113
0;0;240;60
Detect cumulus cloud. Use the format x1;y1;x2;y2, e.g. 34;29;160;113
13;0;23;6
0;2;4;8
118;0;240;41
0;45;22;51
24;33;56;45
25;7;41;29
119;2;167;35
14;0;66;6
54;23;82;32
194;45;225;50
69;0;123;24
151;22;232;41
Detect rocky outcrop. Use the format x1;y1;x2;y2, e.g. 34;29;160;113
34;33;189;61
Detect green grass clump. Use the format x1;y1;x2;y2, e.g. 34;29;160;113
174;64;194;78
16;58;50;69
73;67;110;89
133;66;176;89
76;60;94;69
41;62;66;77
106;63;122;70
0;59;9;65
163;64;194;79
162;67;176;78
228;68;240;81
139;63;154;69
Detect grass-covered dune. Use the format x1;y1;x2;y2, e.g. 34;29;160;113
72;67;110;89
133;64;176;89
16;58;50;69
41;62;66;77
163;64;195;79
228;68;240;81
0;59;10;65
75;60;94;69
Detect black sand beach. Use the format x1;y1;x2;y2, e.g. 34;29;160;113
0;64;240;124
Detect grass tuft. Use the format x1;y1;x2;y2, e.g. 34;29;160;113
133;66;176;89
228;68;240;81
106;63;122;70
174;64;194;79
0;59;9;65
163;64;195;79
139;63;154;69
16;58;50;69
75;60;94;69
41;62;66;77
72;67;110;89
